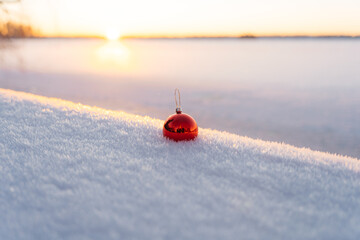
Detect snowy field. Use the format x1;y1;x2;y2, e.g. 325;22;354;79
0;39;360;158
1;39;360;158
1;88;359;240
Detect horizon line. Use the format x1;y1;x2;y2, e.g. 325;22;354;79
4;34;360;40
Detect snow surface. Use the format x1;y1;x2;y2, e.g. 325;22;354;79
0;88;359;240
2;39;360;158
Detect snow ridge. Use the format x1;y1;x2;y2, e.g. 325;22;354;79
0;88;359;240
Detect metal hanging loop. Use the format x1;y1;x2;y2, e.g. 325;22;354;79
174;88;182;113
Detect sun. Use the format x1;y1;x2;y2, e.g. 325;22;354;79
105;28;121;41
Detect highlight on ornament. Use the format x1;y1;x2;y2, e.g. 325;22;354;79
163;89;198;141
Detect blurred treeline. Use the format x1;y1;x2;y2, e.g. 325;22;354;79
1;21;34;38
0;0;34;38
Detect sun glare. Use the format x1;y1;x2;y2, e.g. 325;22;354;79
106;28;121;41
96;41;130;66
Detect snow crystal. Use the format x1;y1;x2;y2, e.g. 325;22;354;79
0;88;359;240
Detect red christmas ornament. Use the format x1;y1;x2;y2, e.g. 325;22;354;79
163;89;198;141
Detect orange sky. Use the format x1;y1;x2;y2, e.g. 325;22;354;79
5;0;360;38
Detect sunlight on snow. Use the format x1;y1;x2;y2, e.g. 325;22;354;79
96;41;130;66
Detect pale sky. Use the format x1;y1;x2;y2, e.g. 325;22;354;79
6;0;360;37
